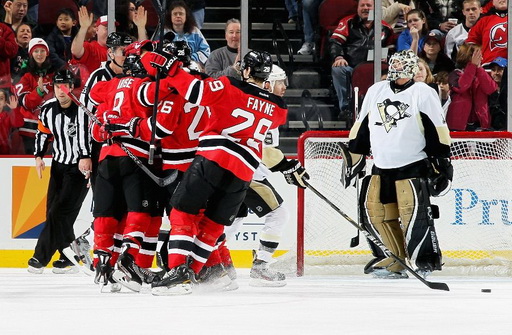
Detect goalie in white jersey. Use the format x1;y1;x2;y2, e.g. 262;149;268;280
342;49;453;278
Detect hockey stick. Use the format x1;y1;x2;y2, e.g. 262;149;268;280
303;180;450;291
60;85;177;187
148;0;167;165
349;86;360;248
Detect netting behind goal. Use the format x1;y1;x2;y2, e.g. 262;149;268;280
275;131;512;276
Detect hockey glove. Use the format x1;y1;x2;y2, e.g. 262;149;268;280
280;159;310;189
148;50;181;78
105;117;141;138
91;122;111;143
427;157;453;197
340;142;365;188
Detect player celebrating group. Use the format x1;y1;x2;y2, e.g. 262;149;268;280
341;49;453;279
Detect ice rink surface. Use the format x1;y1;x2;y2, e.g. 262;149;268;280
1;268;511;335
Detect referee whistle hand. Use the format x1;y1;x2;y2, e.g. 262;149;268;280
35;157;45;179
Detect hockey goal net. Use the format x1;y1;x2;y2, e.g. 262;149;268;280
276;131;512;276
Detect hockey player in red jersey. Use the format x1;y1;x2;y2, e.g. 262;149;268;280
146;50;292;295
89;41;176;292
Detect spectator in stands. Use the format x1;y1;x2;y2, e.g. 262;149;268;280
397;9;428;54
382;0;414;36
297;0;322;55
10;23;32;85
0;21;18;89
0;89;23;154
26;0;37;23
465;0;508;66
285;0;298;23
445;0;481;62
329;0;393;115
164;0;210;65
435;71;451;115
205;18;241;79
3;0;31;32
71;7;109;76
419;31;455;74
117;0;148;41
15;38;58;154
46;8;79;70
487;57;507;130
416;0;460;33
446;44;497;131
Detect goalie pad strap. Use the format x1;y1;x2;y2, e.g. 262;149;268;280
396;178;442;271
263;147;285;171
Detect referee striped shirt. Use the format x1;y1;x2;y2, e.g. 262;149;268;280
34;98;88;165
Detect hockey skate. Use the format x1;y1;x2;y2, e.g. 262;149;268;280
62;228;94;276
94;251;122;293
27;257;44;274
139;267;165;285
371;258;409;279
196;264;238;292
151;264;193;296
52;257;79;274
249;259;286;287
112;250;144;293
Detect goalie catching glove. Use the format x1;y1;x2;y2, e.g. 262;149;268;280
340;142;365;188
427;157;453;197
270;158;310;189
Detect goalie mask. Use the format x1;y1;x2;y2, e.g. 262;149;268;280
387;50;419;81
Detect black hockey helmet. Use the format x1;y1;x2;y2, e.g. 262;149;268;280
123;54;146;76
240;50;273;80
163;40;191;66
106;32;134;48
52;69;75;85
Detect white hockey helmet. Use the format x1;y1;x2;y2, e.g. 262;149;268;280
387;50;420;81
265;64;288;93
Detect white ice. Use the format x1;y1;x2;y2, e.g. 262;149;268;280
0;268;511;335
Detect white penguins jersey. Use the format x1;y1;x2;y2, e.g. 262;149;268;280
253;128;280;180
349;80;451;169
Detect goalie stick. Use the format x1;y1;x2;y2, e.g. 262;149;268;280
60;85;178;187
303;180;450;291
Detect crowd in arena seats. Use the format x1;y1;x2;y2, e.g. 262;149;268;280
0;0;509;155
292;0;508;131
0;0;210;155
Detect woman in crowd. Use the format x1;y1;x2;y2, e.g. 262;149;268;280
397;9;428;54
11;23;32;85
163;0;210;66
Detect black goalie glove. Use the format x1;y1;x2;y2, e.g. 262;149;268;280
280;159;310;189
340;142;365;188
427;157;453;197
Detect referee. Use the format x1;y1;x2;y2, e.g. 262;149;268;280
28;70;92;274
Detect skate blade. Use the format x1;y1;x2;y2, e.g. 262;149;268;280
249;278;287;287
52;266;80;274
111;270;142;293
62;247;94;276
151;283;192;296
371;269;409;279
27;266;44;274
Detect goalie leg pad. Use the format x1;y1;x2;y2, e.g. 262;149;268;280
364;175;406;273
396;178;442;272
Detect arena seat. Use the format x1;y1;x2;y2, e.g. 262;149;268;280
318;0;357;60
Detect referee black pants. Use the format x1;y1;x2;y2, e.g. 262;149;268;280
33;161;89;266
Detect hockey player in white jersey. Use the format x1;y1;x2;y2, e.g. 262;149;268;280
341;49;452;278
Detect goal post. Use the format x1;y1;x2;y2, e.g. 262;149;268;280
288;130;512;276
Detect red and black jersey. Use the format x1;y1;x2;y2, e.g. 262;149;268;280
466;10;507;65
15;71;55;138
90;75;176;161
162;70;288;181
70;40;108;75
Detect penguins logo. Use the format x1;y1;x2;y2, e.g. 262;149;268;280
375;98;411;132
